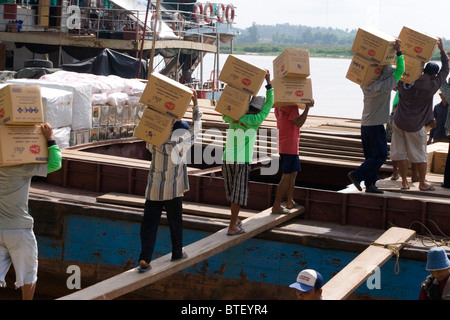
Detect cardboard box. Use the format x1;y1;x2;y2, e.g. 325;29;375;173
399;26;438;62
0;125;48;166
0;84;43;125
218;55;267;95
139;72;193;121
273;48;310;78
351;28;397;65
405;146;435;175
215;85;251;120
346;54;385;86
272;77;313;108
433;149;448;174
134;107;174;147
399;55;424;84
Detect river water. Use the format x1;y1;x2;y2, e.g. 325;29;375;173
196;53;440;120
196;53;365;119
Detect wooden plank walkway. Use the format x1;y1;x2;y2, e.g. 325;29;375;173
321;227;416;300
96;192;259;220
57;206;304;300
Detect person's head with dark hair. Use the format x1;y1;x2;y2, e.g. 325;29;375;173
423;62;440;76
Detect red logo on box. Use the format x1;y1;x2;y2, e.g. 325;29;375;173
0;108;4;118
165;102;175;111
242;78;252;86
368;49;376;57
281;65;285;72
414;46;423;54
295;90;304;97
29;145;41;154
375;67;382;74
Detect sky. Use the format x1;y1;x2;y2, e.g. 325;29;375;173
227;0;450;40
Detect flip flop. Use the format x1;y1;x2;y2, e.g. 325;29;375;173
420;185;435;191
227;227;245;236
401;187;410;190
137;261;151;273
271;208;291;214
236;219;243;228
286;202;298;210
390;175;399;181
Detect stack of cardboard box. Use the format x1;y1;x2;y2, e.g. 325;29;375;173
215;55;267;120
397;26;438;84
135;72;193;147
347;27;438;86
0;84;47;166
272;48;313;108
346;27;397;86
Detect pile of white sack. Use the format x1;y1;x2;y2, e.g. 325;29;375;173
7;70;147;148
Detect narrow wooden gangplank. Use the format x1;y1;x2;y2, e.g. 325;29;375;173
57;206;303;300
321;227;416;300
96;192;258;220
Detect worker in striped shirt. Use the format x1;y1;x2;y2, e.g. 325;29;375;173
138;91;202;272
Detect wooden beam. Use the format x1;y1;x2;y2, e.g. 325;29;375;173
96;192;259;220
0;33;218;52
57;206;304;300
321;227;416;300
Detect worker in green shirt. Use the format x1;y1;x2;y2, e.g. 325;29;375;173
222;70;273;235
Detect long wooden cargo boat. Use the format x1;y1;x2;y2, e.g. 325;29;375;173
2;118;449;300
0;0;449;301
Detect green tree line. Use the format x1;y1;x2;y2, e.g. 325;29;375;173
221;23;450;60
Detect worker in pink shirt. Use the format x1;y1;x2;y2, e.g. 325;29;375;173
272;99;315;214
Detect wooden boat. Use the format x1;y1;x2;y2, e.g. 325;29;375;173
1;111;447;300
0;1;449;301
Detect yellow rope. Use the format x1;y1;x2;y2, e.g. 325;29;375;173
370;242;405;274
370;237;450;275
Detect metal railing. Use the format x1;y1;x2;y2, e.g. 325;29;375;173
0;1;236;42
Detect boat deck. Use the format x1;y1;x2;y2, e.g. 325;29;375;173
29;171;449;256
191;101;382;172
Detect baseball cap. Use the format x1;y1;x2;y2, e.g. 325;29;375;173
172;120;190;131
289;269;323;292
249;96;265;111
426;247;450;271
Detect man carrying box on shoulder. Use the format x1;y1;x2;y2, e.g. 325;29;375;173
0;123;62;300
221;70;273;236
138;90;203;272
348;39;405;194
391;38;448;191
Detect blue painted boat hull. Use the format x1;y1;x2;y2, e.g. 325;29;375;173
33;207;428;300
